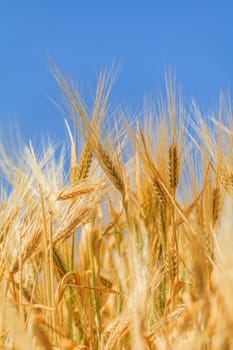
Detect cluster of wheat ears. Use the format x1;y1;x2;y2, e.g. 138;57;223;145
1;66;233;350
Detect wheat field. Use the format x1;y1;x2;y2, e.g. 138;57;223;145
0;67;233;349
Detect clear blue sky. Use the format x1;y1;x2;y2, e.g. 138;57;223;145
1;1;233;143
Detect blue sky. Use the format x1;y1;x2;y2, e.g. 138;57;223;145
1;1;233;143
